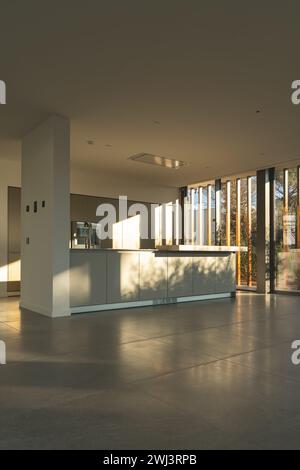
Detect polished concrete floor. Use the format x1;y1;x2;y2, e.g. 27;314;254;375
0;293;300;449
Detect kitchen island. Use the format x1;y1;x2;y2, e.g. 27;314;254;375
70;246;245;314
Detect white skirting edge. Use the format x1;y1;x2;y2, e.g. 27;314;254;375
20;301;71;318
71;292;234;314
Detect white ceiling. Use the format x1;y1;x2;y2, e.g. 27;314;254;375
1;0;300;187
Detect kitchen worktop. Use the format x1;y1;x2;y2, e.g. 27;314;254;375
155;245;247;252
70;245;247;253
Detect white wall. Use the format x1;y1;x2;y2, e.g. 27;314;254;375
0;158;21;297
71;166;178;204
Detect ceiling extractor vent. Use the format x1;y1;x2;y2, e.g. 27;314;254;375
128;153;187;169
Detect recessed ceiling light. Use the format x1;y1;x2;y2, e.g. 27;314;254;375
128;153;187;170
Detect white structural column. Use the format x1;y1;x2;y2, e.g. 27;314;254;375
21;116;70;317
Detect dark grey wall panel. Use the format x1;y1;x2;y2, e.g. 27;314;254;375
70;193;155;249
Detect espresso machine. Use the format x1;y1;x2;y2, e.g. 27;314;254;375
71;221;100;249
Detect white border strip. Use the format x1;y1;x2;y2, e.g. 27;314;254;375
71;292;233;314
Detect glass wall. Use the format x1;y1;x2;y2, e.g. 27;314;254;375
187;165;300;293
187;174;257;288
275;167;300;292
220;182;227;245
250;176;257;287
210;185;216;244
230;181;237;246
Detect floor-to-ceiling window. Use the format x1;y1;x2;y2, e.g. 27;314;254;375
275;166;300;292
220;182;227;245
249;176;257;287
186;164;300;293
187;174;257;288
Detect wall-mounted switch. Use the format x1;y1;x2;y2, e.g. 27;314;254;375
26;205;30;212
26;237;30;245
34;201;37;213
42;200;45;208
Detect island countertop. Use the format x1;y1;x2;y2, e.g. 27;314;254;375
156;245;248;253
70;245;247;253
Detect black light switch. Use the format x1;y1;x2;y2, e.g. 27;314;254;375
26;205;30;212
34;201;37;213
42;200;45;208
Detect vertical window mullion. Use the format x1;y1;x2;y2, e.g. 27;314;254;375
283;169;288;250
188;189;192;244
207;184;212;245
284;168;289;212
190;188;195;245
175;199;180;245
226;180;231;246
183;192;188;245
198;187;203;245
236;178;241;285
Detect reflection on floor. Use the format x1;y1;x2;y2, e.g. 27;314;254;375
0;293;300;449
